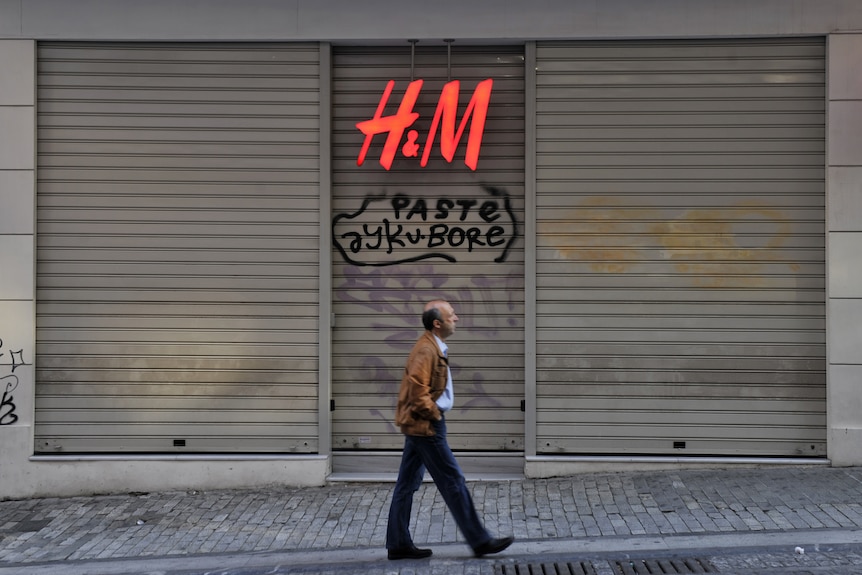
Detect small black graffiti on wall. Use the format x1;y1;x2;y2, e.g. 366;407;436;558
0;338;26;426
332;185;518;267
0;375;18;426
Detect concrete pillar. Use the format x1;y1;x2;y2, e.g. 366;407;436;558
827;33;862;465
0;40;36;497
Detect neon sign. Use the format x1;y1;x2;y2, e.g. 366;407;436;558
356;78;493;171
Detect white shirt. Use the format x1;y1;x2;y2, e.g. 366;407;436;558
433;335;454;412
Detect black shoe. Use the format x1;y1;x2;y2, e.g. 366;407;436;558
387;545;433;560
473;536;514;557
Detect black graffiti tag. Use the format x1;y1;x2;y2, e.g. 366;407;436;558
9;348;25;373
0;338;25;426
0;375;18;426
332;184;518;267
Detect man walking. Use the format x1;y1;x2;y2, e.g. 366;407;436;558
385;299;514;560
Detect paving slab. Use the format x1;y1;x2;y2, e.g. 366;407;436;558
2;466;862;574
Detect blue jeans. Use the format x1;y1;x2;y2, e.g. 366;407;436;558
386;416;491;550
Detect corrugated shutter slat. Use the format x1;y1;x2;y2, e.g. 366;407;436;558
535;38;827;457
35;42;321;454
330;45;526;454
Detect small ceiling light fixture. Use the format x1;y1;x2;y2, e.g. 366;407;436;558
444;39;454;82
408;39;418;81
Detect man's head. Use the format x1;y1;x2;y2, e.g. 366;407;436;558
422;300;459;341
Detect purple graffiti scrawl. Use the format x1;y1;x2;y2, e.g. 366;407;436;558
335;264;519;423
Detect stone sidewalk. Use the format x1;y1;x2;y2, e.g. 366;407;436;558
2;465;862;574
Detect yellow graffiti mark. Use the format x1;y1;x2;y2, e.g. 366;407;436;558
651;202;792;288
542;198;799;288
539;197;659;273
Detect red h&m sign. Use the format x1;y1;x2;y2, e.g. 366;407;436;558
356;78;493;171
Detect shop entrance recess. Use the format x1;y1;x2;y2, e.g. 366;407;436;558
330;44;526;475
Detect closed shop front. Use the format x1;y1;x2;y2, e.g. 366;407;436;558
4;0;861;501
534;39;827;457
35;43;323;453
29;36;827;470
330;45;526;471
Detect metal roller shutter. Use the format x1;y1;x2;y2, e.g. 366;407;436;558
330;45;525;457
35;43;321;453
535;38;826;457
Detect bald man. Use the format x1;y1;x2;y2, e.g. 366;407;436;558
385;300;514;560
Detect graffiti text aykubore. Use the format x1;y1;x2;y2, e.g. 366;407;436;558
333;186;518;267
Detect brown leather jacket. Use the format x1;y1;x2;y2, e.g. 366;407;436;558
394;331;449;436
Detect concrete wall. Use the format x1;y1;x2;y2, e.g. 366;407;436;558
826;33;862;466
1;0;862;497
0;0;861;42
0;39;37;497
